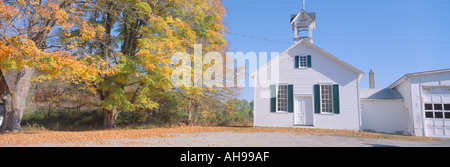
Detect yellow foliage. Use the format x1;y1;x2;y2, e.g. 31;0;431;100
1;0;231;120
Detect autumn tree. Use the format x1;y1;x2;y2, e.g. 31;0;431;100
0;0;231;130
64;0;230;128
0;0;104;131
165;0;243;125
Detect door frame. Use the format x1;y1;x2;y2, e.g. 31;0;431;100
294;96;314;126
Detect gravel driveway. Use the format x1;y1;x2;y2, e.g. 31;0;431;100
30;131;450;147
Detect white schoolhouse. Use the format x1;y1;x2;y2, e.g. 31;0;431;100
251;6;364;131
251;3;450;138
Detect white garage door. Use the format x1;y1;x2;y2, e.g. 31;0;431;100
423;87;450;137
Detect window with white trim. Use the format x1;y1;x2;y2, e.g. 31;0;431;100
277;85;288;112
321;85;333;113
425;103;450;119
299;56;308;68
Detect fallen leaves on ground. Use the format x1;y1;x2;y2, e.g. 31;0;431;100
0;126;437;146
230;127;438;142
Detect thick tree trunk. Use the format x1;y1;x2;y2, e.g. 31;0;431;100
0;1;70;132
98;4;119;130
0;68;35;132
0;95;14;131
0;70;11;129
97;88;121;129
103;108;119;129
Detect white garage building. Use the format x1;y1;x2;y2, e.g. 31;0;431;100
361;69;450;138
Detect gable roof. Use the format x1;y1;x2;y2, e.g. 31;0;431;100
250;39;365;80
291;10;316;31
360;88;403;99
388;68;450;89
290;9;316;24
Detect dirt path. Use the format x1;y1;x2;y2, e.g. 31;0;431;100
0;127;448;147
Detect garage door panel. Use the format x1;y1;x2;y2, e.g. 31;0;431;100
443;95;450;103
425;120;434;127
422;87;450;137
424;95;432;103
445;120;450;126
434;120;444;127
435;128;445;136
432;95;442;103
425;128;434;136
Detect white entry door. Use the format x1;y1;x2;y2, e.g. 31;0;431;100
295;97;312;125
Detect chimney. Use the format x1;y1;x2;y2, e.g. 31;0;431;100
369;69;375;89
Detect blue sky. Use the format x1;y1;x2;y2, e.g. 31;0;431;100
222;0;450;101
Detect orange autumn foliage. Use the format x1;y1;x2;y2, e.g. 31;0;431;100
0;0;108;80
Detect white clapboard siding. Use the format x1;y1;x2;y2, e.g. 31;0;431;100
253;40;362;131
361;99;408;134
391;70;450;137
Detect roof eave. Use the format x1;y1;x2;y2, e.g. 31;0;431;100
250;40;366;79
388;68;450;89
250;40;303;78
299;40;365;77
388;76;408;89
290;9;314;24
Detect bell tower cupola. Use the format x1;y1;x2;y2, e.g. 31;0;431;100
291;0;316;44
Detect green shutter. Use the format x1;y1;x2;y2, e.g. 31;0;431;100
333;84;340;114
307;55;312;68
295;56;300;68
314;84;321;114
271;85;276;112
288;85;294;113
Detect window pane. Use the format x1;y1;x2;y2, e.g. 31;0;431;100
425;112;434;118
444;104;450;111
434;104;443;110
425;104;433;110
435;112;444;118
299;56;307;67
321;85;333;113
445;112;450;119
277;85;288;111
